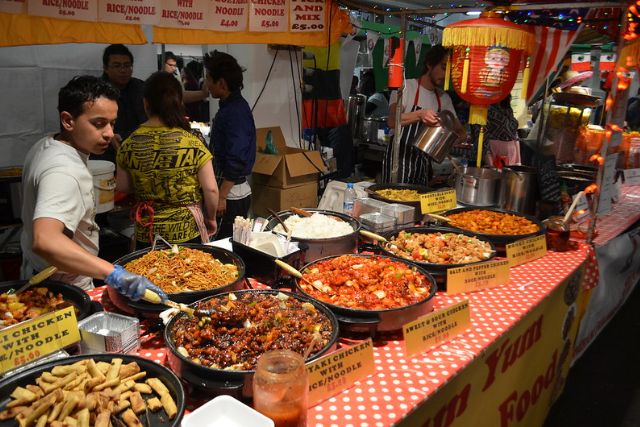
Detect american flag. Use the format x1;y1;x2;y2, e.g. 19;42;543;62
526;25;583;104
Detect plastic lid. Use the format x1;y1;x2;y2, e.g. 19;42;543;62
87;160;115;174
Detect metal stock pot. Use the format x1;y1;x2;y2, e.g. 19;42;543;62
264;209;361;262
412;110;466;163
455;166;503;207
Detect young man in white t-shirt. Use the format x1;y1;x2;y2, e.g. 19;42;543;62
20;75;167;302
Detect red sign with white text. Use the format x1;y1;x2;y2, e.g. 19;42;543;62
289;0;324;32
98;0;159;25
210;0;248;31
158;0;208;29
249;0;287;32
28;0;98;21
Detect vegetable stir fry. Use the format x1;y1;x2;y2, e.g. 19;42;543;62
385;231;493;264
375;188;421;202
300;255;432;310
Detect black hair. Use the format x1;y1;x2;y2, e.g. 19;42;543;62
359;69;376;97
143;71;190;131
422;44;449;75
186;60;204;81
58;75;119;130
103;44;134;68
204;50;245;92
164;51;178;63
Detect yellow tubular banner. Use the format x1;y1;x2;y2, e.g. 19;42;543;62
0;12;147;47
153;1;351;47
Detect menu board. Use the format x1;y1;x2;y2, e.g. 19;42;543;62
598;153;620;215
210;0;248;31
99;0;159;24
249;0;288;32
158;0;208;29
625;168;640;186
0;0;26;14
28;0;98;21
0;306;80;374
290;0;324;32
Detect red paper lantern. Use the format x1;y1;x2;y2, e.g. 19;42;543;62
443;12;535;165
449;45;522;122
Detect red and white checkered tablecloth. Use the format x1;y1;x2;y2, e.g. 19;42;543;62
592;185;640;247
87;243;591;427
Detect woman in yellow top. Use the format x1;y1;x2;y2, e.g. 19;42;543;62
116;72;218;248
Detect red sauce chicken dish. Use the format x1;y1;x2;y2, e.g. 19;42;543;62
300;255;433;310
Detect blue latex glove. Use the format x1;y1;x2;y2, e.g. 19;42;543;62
105;265;168;302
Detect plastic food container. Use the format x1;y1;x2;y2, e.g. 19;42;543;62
182;395;274;427
381;203;415;227
231;239;308;285
78;312;140;354
353;197;387;217
359;212;396;233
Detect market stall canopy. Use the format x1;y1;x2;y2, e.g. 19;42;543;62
0;13;146;47
0;1;351;48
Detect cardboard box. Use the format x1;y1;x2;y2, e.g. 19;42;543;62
252;181;318;218
252;127;327;188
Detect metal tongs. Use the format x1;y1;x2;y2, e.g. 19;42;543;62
142;289;216;318
151;234;179;253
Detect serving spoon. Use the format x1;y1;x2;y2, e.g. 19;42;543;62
267;208;289;233
274;259;335;295
13;265;59;295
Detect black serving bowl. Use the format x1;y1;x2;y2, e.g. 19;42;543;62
0;279;96;325
108;243;246;318
164;289;339;400
292;254;438;336
442;207;545;254
0;353;185;427
363;226;496;291
366;183;431;222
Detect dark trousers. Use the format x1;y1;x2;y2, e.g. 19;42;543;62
217;195;251;239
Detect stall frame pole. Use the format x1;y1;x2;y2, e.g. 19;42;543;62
391;14;406;184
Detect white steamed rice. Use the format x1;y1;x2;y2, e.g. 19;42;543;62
273;213;354;239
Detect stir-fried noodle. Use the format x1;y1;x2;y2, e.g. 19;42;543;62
125;247;238;293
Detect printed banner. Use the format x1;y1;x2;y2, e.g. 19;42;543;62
98;0;159;24
209;0;248;31
290;0;324;32
0;0;26;14
28;0;98;21
158;0;208;29
400;263;588;427
249;0;287;32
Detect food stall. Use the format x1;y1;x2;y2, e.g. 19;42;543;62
1;1;640;427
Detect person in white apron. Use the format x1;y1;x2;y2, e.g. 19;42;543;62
383;45;457;185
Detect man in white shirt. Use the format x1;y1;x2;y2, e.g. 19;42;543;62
20;75;166;301
383;45;456;185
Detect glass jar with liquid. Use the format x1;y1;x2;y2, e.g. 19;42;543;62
253;350;308;427
543;216;570;252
